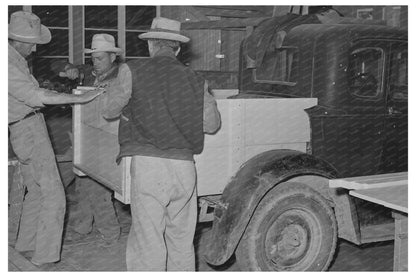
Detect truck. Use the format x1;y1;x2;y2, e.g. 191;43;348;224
73;12;407;271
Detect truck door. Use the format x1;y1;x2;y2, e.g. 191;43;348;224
339;41;387;177
381;41;408;172
309;40;388;178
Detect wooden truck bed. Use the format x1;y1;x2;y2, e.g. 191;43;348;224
73;88;317;204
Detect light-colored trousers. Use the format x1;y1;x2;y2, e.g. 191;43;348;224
9;113;65;264
126;156;197;271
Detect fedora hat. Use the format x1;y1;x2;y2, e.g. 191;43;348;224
139;17;190;43
84;34;123;54
8;11;51;44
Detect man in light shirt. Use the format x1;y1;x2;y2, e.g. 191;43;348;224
8;11;102;266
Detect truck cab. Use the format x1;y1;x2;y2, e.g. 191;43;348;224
239;20;407;177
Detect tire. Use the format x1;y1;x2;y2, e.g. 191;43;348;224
235;182;337;271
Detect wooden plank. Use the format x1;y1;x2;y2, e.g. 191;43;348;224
392;211;408;271
329;172;408;189
75;97;316;199
185;29;221;71
196;98;316;196
72;87;92;167
360;222;395;243
114;157;131;204
185;6;211;21
195;7;266;18
71;6;84;66
221;29;246;71
349;185;407;213
245;98;317;145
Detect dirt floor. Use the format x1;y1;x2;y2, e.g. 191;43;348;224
8;182;395;272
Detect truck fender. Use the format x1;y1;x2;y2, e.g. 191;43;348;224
202;149;338;265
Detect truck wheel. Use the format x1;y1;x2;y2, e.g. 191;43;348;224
235;182;337;271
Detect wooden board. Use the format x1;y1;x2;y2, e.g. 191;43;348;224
185;29;221;71
195;97;317;196
349;185;408;213
73;86;317;203
329;172;408;189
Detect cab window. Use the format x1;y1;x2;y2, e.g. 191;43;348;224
389;44;408;100
254;47;298;85
348;47;384;98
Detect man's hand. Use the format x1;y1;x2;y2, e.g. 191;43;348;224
64;64;80;80
77;89;105;103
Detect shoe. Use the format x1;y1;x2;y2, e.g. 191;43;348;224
30;260;42;266
30;260;50;267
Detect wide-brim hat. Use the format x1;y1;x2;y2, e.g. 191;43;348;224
139;17;190;43
84;33;123;54
8;11;51;44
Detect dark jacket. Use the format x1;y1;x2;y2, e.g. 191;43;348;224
117;49;205;162
79;64;119;87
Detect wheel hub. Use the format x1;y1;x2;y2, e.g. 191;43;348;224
264;211;315;269
274;224;307;260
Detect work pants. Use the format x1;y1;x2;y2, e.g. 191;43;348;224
126;156;197;271
9;113;65;264
69;176;120;240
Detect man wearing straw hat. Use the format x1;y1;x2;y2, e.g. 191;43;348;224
63;33;132;246
117;17;221;271
8;11;102;266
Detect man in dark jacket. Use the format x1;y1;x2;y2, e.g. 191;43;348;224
118;17;220;271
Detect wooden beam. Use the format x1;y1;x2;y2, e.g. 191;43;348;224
195;7;265;18
329;172;408;190
196;5;270;13
72;6;84;66
182;17;268;30
185;6;210;21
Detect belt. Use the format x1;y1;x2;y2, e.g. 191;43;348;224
9;111;39;126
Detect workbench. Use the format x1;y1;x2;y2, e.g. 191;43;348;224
329;172;408;271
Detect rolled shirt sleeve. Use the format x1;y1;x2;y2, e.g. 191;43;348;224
203;81;221;134
8;58;45;109
8;45;46;123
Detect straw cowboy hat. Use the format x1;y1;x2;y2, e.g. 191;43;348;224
139;17;190;43
8;11;51;44
85;34;123;54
